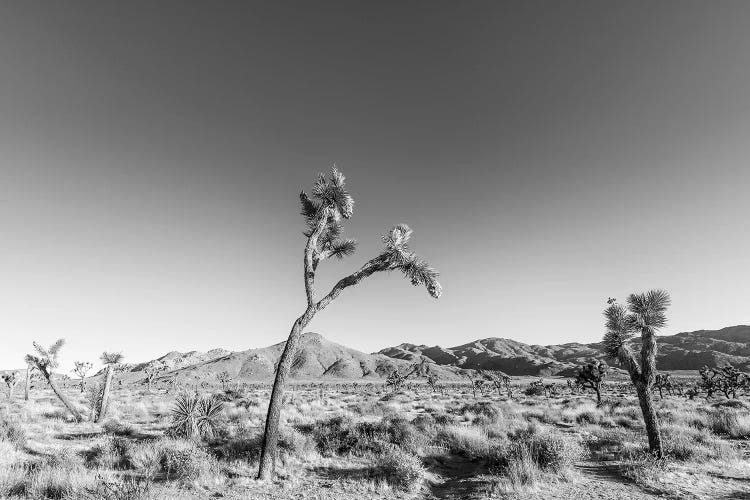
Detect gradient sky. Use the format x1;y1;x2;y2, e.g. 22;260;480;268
1;1;750;372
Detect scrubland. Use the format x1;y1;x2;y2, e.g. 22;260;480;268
1;377;749;499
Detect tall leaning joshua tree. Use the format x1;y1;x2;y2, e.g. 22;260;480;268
603;290;671;458
25;339;83;422
257;167;442;480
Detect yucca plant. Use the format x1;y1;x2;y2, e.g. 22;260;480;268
602;290;671;458
574;361;608;405
258;167;442;480
25;339;83;422
170;392;225;440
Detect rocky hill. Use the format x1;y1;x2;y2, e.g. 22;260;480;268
378;325;750;375
116;332;461;386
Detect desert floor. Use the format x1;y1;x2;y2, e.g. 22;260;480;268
1;377;749;499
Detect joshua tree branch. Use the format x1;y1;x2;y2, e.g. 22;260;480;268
314;255;388;312
304;207;331;307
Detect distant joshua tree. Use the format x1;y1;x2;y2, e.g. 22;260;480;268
96;352;124;423
72;361;93;393
603;290;671;458
144;360;168;393
2;372;21;400
575;361;608;405
653;373;673;398
25;339;83;422
217;371;233;391
258;167;442;480
699;364;748;399
481;370;512;398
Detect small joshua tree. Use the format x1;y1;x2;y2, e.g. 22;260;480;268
427;372;444;394
481;370;512;398
2;372;20;400
653;373;672;399
144;360;167;393
603;290;671;458
699;364;747;399
217;371;233;391
72;361;93;393
575;361;608;405
25;339;83;422
258;167;441;480
96;352;124;423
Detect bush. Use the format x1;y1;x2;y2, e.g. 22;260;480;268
705;408;750;438
157;439;217;481
102;419;136;437
526;433;584;471
311;416;359;456
0;420;26;448
460;402;501;422
376;447;427;493
83;436;134;470
169;392;225;441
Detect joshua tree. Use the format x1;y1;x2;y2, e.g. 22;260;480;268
96;352;124;423
653;373;672;399
25;339;83;422
603;290;671;458
72;361;93;393
481;370;512;398
217;371;233;391
575;361;608;405
258;167;442;480
2;372;20;400
144;360;167;393
699;364;748;399
427;372;444;394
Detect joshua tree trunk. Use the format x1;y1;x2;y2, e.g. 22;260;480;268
24;367;30;401
258;311;314;479
44;371;83;422
96;365;114;423
636;382;662;457
595;385;602;405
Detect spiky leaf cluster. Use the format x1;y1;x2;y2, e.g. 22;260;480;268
300;167;358;263
380;224;442;298
170;392;225;440
25;339;66;372
100;352;124;366
73;361;93;379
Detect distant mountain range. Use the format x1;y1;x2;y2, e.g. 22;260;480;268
378;325;750;376
100;325;750;386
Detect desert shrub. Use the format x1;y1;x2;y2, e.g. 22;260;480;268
128;442;162;476
662;424;739;461
379;415;429;454
156;439;218;481
431;411;457;426
8;459;98;499
575;409;601;425
460;402;501;421
526;433;584;471
101;419;136;437
523;384;546;397
169;393;225;440
310;415;359;456
504;443;540;487
436;425;489;457
375;447;427;493
83;476;153;500
0;420;27;448
83;436;134;470
704;408;750;438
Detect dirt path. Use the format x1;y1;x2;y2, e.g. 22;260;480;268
523;461;663;500
423;457;662;500
423;454;491;499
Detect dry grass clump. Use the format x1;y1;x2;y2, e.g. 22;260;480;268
374;446;428;493
703;407;750;438
436;425;490;458
0;419;27;448
101;419;137;437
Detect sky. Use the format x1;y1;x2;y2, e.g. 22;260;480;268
1;1;749;372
